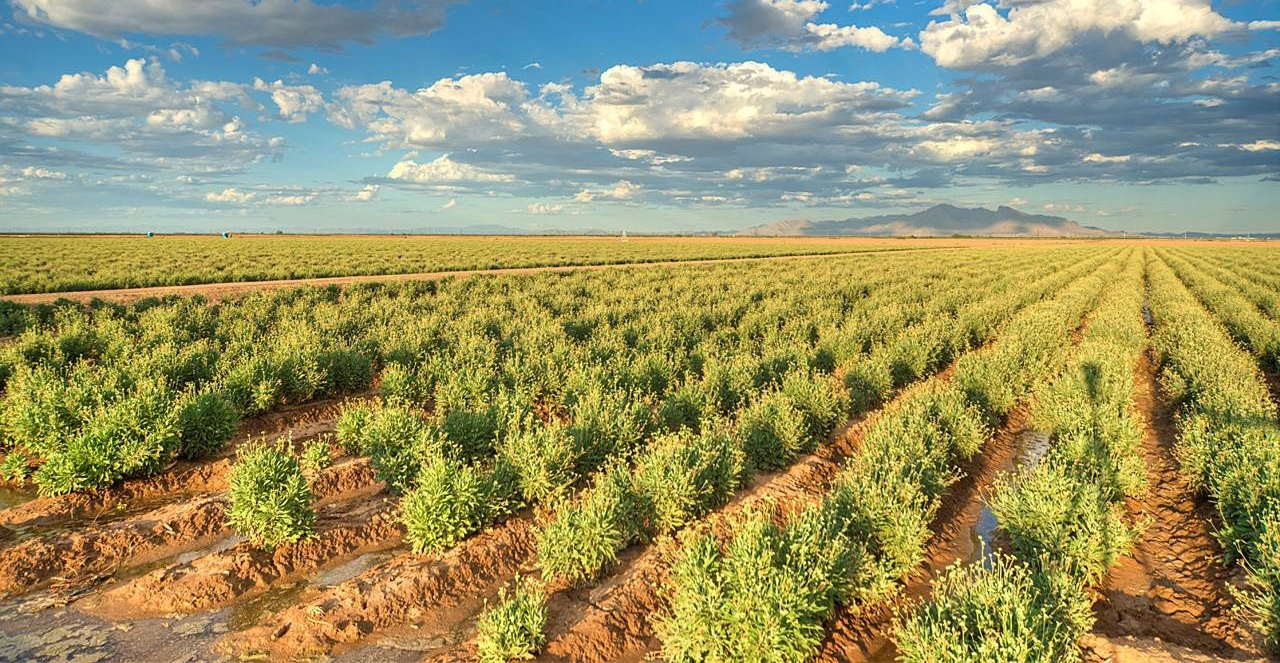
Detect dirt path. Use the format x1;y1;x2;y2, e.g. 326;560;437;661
1087;352;1263;659
0;457;377;600
0;248;955;305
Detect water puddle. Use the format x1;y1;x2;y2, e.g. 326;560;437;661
311;550;395;588
227;580;309;631
174;534;243;565
1142;299;1153;326
967;429;1052;566
0;483;38;511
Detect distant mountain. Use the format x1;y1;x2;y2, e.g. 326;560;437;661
737;204;1125;238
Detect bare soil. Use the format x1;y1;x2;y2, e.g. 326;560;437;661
1087;352;1265;659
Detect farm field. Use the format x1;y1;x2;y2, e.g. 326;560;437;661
0;234;969;297
0;242;1276;662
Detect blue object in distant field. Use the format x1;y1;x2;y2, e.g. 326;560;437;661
146;231;154;237
221;231;231;238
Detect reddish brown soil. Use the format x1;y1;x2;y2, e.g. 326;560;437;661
0;458;375;600
0;394;361;532
815;407;1032;662
1088;352;1264;659
92;491;399;618
222;517;534;659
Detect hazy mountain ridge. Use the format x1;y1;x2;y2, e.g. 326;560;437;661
736;204;1126;238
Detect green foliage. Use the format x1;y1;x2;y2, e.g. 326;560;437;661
894;555;1091;663
0;452;28;482
175;392;238;459
632;429;745;534
402;457;521;554
226;441;315;550
657;501;859;663
299;436;332;474
474;576;548;663
734;391;806;472
535;463;644;583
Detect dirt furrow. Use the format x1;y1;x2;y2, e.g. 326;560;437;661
0;457;376;600
1087;352;1264;660
0;394;362;533
222;516;534;659
91;492;400;618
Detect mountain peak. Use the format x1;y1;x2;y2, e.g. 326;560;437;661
736;204;1121;238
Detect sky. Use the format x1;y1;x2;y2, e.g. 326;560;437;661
0;0;1277;234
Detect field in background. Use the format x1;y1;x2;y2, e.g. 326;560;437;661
0;234;958;295
0;242;1276;662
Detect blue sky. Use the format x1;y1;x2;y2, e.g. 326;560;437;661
0;0;1277;233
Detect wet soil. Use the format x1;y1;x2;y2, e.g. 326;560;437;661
1087;352;1265;659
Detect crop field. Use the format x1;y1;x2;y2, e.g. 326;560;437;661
0;242;1276;662
0;235;957;297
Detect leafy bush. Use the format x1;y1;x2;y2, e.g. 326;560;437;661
402;457;520;554
300;436;332;474
0;452;28;482
734;391;806;472
535;463;643;582
632;429;745;534
475;576;548;663
175;392;238;459
226;441;315;550
894;555;1090;663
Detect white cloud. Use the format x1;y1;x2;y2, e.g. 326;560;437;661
525;202;564;214
12;0;462;49
1237;140;1280;152
522;62;542;69
386;154;515;182
329;72;531;147
715;0;912;51
1043;203;1084;212
205;187;255;204
1083;153;1132;163
264;193;315;205
574;180;640;202
921;0;1241;69
350;184;379;201
440;198;457;210
307;63;329;75
253;78;324;122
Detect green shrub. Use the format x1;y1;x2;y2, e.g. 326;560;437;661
500;424;580;503
658;501;858;662
535;463;643;583
402;457;520;554
475;576;547;663
894;555;1091;663
0;452;28;482
226;441;315;550
632;429;745;534
175;392;238;459
734;392;806;472
300;436;332;474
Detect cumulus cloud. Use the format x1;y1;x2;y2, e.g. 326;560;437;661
715;0;912;51
253;78;324;122
205;187;255;203
921;0;1241;69
440;198;457;210
525;202;564;214
386;154;515;182
0;58;279;172
12;0;464;49
350;184;379;201
308;63;329;75
573;180;641;202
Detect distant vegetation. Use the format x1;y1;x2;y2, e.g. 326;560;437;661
0;234;919;295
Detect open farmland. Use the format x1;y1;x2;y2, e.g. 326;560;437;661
0;242;1277;662
0;235;957;297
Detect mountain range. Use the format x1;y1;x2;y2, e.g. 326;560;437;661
736;204;1125;238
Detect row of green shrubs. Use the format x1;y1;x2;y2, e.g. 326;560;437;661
1147;253;1280;651
894;250;1148;661
318;249;1112;560
652;251;1122;661
529;248;1122;587
1174;249;1280;321
1161;249;1280;371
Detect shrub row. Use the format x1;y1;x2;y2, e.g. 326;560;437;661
895;250;1148;661
654;252;1121;661
1147;253;1280;650
1160;249;1280;371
